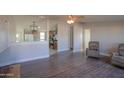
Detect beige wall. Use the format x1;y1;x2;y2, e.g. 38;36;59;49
85;21;124;54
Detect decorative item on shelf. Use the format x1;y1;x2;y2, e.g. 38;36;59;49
67;15;75;24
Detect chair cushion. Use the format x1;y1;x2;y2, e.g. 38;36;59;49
112;56;124;63
87;50;99;57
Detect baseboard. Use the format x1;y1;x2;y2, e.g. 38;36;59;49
15;55;50;63
100;52;110;57
73;49;83;52
0;55;49;67
57;48;69;52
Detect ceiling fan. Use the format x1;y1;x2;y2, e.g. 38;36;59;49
67;15;85;24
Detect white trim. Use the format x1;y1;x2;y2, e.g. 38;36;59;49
13;55;49;63
73;49;83;52
57;48;69;52
100;52;110;57
0;55;49;67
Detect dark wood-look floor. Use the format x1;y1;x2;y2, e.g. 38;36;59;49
21;51;124;78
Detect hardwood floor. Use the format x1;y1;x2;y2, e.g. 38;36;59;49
21;51;124;78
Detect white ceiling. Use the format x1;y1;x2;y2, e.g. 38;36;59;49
6;15;124;23
81;15;124;22
47;15;124;22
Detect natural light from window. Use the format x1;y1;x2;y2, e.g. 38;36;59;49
40;32;46;41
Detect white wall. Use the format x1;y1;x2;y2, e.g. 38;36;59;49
13;16;48;42
0;16;9;53
49;19;58;31
87;22;124;54
57;21;70;52
73;23;83;52
50;20;84;52
0;16;73;66
49;19;70;52
11;16;49;61
0;42;49;67
49;19;84;52
0;16;50;66
7;16;16;45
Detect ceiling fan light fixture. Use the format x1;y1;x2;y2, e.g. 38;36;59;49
70;20;74;23
67;15;74;24
67;20;71;24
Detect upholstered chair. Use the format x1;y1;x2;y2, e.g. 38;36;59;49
112;44;124;67
86;41;100;58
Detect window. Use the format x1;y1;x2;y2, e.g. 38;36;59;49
40;32;46;41
16;34;19;42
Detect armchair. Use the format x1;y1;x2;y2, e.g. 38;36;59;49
112;44;124;67
86;41;100;58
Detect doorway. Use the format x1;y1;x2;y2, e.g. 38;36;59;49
69;25;74;50
84;28;91;55
49;25;58;55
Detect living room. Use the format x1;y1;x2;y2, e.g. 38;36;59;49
1;0;124;93
0;15;124;78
